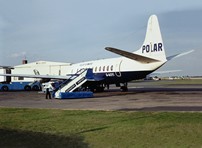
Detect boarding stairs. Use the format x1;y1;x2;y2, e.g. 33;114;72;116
54;68;93;98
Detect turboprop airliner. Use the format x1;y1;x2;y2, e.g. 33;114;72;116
0;15;193;91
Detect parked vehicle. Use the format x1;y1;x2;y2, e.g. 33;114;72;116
0;81;41;91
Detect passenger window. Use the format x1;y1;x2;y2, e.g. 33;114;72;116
111;65;113;71
103;66;105;71
99;66;101;71
95;67;97;72
107;66;109;71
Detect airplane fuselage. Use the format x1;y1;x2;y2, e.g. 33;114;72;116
69;57;166;85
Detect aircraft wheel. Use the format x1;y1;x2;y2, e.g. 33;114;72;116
96;86;105;92
121;86;128;92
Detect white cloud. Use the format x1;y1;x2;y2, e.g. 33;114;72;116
10;51;26;58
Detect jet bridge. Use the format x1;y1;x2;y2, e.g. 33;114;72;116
54;68;94;99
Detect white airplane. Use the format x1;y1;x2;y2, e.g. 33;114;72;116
0;15;193;92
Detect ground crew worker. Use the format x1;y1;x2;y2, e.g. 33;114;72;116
46;87;51;99
45;82;56;99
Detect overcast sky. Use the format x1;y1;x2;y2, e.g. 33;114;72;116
0;0;202;76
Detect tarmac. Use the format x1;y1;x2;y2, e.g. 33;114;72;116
0;81;202;111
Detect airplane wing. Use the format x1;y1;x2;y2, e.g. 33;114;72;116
105;47;160;63
0;73;70;80
166;50;194;61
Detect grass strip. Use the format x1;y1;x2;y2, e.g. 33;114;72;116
0;108;202;147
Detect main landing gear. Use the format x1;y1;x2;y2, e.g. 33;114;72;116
121;82;128;92
88;82;128;92
116;82;128;92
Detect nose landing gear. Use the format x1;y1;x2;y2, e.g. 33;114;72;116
120;82;128;92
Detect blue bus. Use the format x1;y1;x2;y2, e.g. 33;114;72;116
0;81;41;91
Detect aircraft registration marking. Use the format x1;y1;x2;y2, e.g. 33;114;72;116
106;73;115;77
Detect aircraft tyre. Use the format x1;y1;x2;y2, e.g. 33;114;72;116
121;86;128;92
90;86;105;92
96;86;105;92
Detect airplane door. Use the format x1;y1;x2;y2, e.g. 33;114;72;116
115;60;122;77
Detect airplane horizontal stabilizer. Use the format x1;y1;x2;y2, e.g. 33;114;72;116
105;47;160;63
0;66;14;69
151;70;181;75
166;50;194;61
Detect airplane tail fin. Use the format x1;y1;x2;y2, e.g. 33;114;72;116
105;15;167;64
135;15;167;62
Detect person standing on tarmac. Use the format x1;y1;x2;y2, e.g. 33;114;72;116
45;83;55;99
46;87;51;99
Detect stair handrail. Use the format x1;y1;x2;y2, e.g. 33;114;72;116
54;68;88;92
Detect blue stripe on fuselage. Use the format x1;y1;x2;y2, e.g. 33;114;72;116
92;70;153;84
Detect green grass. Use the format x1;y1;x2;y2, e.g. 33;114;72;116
0;108;202;147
